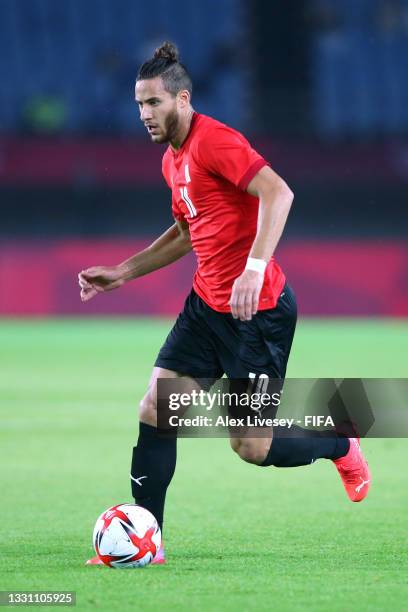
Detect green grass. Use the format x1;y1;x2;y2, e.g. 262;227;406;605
1;319;407;611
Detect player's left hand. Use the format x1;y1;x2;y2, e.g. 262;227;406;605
229;270;264;321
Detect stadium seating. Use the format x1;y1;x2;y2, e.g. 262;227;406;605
1;0;406;138
311;0;408;137
0;0;245;133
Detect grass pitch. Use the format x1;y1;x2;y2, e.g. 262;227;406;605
1;318;407;611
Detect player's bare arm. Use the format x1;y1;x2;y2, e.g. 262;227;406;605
229;165;294;321
78;219;191;302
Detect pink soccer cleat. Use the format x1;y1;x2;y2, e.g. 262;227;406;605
85;556;104;566
333;438;371;502
85;544;166;566
151;544;166;565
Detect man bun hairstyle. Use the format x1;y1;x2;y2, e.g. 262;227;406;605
137;41;192;97
154;41;179;62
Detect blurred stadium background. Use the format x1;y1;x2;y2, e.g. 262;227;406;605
1;0;407;318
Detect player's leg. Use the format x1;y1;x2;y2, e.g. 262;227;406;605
215;283;319;464
131;366;198;532
87;365;199;566
216;284;369;499
256;423;370;502
230;423;349;467
132;289;223;531
238;286;354;470
225;284;346;463
87;367;196;566
230;285;349;465
229;429;273;465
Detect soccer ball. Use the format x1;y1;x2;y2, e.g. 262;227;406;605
93;503;161;568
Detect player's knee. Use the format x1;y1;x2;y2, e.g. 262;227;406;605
139;394;157;427
232;439;268;466
229;438;240;454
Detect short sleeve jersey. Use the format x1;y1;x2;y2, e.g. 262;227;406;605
162;113;286;312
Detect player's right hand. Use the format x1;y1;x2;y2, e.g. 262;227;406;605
78;266;125;302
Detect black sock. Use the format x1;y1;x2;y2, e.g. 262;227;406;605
261;425;350;467
130;423;177;531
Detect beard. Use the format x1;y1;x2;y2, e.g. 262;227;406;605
159;107;180;143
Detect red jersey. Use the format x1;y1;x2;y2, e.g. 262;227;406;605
162;113;286;312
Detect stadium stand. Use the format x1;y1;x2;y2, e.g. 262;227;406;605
0;0;246;133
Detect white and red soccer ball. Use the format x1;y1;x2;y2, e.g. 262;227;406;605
93;503;161;568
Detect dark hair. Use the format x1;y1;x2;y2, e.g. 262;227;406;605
136;41;192;97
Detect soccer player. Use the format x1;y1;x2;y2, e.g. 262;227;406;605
79;42;371;565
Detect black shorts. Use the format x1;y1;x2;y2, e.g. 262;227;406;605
155;283;297;385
